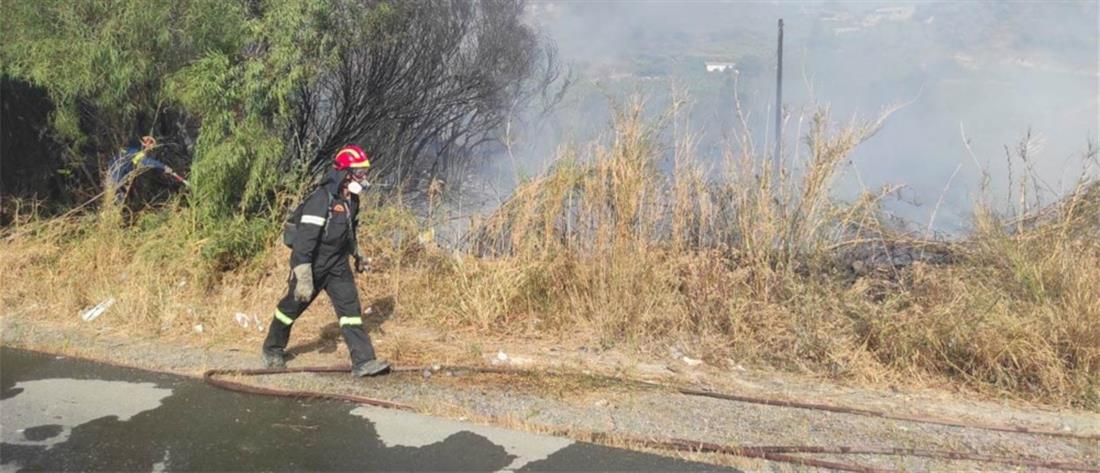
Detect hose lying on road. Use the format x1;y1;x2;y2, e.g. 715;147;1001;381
675;386;1099;441
204;364;1100;473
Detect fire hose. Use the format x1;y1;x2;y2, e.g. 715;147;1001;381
203;365;1100;472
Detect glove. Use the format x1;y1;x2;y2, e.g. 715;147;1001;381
354;251;372;274
292;264;313;302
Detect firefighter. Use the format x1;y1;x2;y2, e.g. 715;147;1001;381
262;145;390;377
107;135;187;202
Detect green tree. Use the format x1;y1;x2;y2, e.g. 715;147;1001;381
168;0;338;220
3;0;557;268
2;0;333;265
1;0;242;155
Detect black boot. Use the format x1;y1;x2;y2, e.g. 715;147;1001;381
262;349;287;369
352;359;390;377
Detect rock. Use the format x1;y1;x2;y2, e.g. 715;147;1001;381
193;324;204;334
594;399;609;407
496;350;509;362
682;356;703;367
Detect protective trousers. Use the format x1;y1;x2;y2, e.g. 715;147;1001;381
262;262;376;365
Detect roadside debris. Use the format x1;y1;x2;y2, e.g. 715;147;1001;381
79;298;115;322
234;312;250;328
193;324;204;334
490;350;534;367
489;350;533;366
681;356;703;367
232;312;265;332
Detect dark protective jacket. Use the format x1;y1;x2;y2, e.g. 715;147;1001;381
290;169;360;272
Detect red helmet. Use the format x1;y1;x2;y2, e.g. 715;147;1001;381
333;145;370;170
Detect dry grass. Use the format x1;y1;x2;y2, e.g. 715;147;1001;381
413;100;1099;407
2;101;1098;408
0;199;287;347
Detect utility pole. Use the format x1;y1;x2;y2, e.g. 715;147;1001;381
774;18;784;177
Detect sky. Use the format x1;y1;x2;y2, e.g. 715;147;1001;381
516;0;1099;233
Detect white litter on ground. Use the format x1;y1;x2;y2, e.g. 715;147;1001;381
234;312;251;328
79;298;115;322
681;356;703;367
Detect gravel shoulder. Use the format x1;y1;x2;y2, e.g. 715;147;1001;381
2;312;1097;471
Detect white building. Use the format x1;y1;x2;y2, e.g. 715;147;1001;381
705;62;737;73
863;6;915;27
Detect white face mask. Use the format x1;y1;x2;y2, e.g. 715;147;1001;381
347;181;364;195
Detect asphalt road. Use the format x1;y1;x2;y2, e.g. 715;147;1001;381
0;347;733;472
